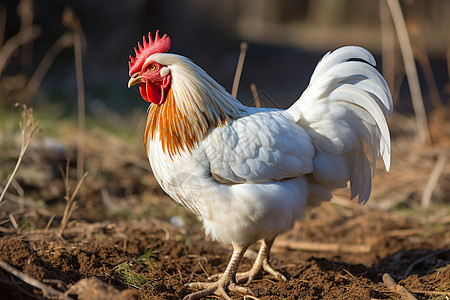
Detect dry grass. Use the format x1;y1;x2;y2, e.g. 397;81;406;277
59;160;88;236
343;110;450;211
0;104;39;204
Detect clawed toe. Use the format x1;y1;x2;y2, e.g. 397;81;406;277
262;260;287;281
184;282;219;300
235;238;288;284
229;282;252;294
235;272;255;284
235;264;286;284
184;281;253;300
207;272;223;281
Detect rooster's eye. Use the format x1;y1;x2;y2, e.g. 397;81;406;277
149;65;156;71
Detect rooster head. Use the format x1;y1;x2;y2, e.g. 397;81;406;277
128;31;171;105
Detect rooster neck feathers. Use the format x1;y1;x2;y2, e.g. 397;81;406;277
144;53;246;158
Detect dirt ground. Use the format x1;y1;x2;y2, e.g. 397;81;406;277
0;109;450;300
0;206;449;300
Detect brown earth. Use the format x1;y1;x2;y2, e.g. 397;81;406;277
0;206;449;300
0;110;450;299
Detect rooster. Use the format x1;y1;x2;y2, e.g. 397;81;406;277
128;31;392;300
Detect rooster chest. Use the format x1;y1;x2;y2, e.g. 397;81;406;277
147;137;210;201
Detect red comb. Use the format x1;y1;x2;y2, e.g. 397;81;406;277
128;30;171;76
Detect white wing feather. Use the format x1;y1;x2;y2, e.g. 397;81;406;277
204;109;315;184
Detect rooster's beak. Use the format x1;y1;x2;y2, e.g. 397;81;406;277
128;73;145;88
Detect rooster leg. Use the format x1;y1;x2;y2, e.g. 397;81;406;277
235;238;287;284
184;244;252;300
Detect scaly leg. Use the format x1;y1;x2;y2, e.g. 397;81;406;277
184;244;252;300
235;238;286;284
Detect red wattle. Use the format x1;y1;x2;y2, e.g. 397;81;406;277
138;75;171;105
139;83;149;102
139;81;162;104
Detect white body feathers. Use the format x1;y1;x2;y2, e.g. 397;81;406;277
146;46;392;246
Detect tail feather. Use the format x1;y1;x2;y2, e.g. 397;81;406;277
330;85;391;170
347;146;372;203
326;62;392;105
310;46;377;83
288;46;392;204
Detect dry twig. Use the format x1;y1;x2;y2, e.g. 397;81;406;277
273;239;371;254
232;42;249;98
382;273;418;300
0;5;7;46
25;32;74;102
18;0;34;68
59;160;88;236
45;214;56;232
421;150;447;207
8;213;19;230
0;260;72;300
0;25;40;75
0;105;39;204
379;0;396;99
74;29;86;182
386;0;430;144
250;83;261;108
244;295;260;300
408;289;450;297
63;7;86;181
385;228;424;237
413;47;442;108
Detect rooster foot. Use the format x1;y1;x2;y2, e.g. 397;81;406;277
208;257;286;284
237;257;287;284
210;238;287;284
183;279;252;300
184;244;252;300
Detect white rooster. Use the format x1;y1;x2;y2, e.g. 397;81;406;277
128;31;392;299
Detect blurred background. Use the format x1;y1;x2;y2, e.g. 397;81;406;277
0;0;450;223
1;0;449;113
